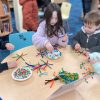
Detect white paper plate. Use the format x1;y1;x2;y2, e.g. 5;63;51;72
46;50;62;60
12;67;32;81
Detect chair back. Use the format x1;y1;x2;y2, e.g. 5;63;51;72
9;31;34;53
61;2;71;19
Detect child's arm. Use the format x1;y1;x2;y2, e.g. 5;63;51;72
32;21;50;49
0;40;8;49
89;46;100;53
0;63;8;73
58;34;68;47
45;42;54;52
71;31;81;49
5;43;14;50
0;40;14;50
57;28;68;47
74;43;81;51
0;61;17;73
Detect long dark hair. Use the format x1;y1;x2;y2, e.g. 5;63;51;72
44;3;64;37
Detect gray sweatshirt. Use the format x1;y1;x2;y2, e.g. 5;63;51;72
32;21;68;49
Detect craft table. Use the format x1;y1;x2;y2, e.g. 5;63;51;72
0;45;100;100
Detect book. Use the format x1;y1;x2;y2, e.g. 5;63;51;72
3;3;8;14
3;22;9;32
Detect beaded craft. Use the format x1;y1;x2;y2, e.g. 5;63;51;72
46;50;62;60
45;69;79;88
12;67;32;81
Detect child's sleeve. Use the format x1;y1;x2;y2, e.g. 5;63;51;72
89;34;100;53
89;46;100;53
0;40;8;49
58;34;68;47
32;22;49;49
0;62;8;73
71;31;81;48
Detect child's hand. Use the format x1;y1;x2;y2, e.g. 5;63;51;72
7;61;17;69
62;35;68;42
83;51;90;59
45;42;54;52
5;43;14;50
75;43;81;51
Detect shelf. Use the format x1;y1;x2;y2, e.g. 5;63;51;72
0;16;9;21
0;0;13;33
0;12;10;18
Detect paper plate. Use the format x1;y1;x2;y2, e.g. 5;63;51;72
12;67;32;81
46;50;62;60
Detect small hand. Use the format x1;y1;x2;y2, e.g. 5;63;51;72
8;61;17;69
83;51;90;59
45;42;54;53
75;43;81;51
5;43;14;50
62;34;68;42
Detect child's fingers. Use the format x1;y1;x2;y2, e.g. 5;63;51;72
75;44;81;50
48;46;54;53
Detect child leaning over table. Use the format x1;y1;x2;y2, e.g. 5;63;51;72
72;10;100;53
32;3;68;52
0;20;17;73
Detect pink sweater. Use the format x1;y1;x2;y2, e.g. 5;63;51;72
32;21;68;49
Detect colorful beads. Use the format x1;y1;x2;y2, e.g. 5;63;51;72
46;49;62;60
12;67;32;81
59;70;79;84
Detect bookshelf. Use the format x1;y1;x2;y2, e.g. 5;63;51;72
0;0;13;34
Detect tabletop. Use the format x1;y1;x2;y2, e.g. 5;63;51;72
0;45;100;100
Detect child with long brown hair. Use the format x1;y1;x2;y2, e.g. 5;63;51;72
32;3;68;52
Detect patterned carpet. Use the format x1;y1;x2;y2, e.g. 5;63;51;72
0;0;83;62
